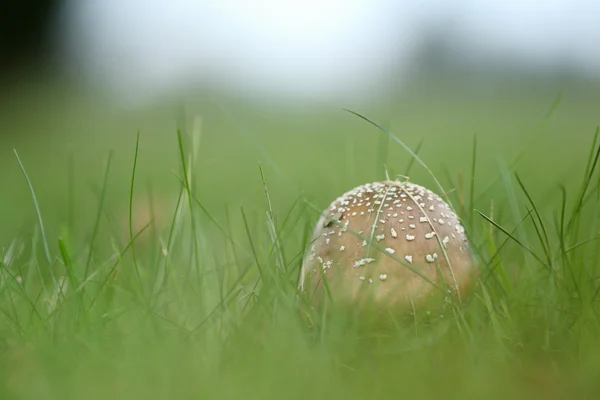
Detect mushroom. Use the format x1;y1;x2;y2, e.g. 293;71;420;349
300;180;477;313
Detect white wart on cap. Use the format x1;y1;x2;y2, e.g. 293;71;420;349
300;180;477;311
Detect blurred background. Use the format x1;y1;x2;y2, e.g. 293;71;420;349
1;0;599;244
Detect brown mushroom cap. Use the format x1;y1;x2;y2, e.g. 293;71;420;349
301;180;478;313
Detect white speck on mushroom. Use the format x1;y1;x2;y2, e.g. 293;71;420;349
425;232;436;239
425;253;438;263
317;256;323;264
379;219;386;224
354;258;376;268
390;228;398;238
368;278;373;284
399;219;404;223
359;276;365;281
406;234;415;241
409;224;416;229
340;245;346;252
362;240;367;247
429;205;435;211
442;236;450;248
379;274;388;281
420;216;428;223
405;255;413;263
406;206;413;211
385;248;395;254
326;238;330;244
438;219;445;225
376;234;385;241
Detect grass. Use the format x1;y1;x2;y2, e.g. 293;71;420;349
1;86;600;399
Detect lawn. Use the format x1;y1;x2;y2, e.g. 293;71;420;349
0;79;599;399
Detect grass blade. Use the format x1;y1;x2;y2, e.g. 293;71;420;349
14;150;52;265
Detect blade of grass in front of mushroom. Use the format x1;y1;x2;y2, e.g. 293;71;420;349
343;109;455;212
366;185;391;257
400;185;462;300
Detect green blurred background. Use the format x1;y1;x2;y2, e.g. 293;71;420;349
1;76;598;246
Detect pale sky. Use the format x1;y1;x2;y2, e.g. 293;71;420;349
60;0;600;105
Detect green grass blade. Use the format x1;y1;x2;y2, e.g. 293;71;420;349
13;150;52;265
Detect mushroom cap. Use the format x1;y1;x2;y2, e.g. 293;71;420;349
301;180;477;313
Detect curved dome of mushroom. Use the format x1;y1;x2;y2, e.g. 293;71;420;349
301;180;477;312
